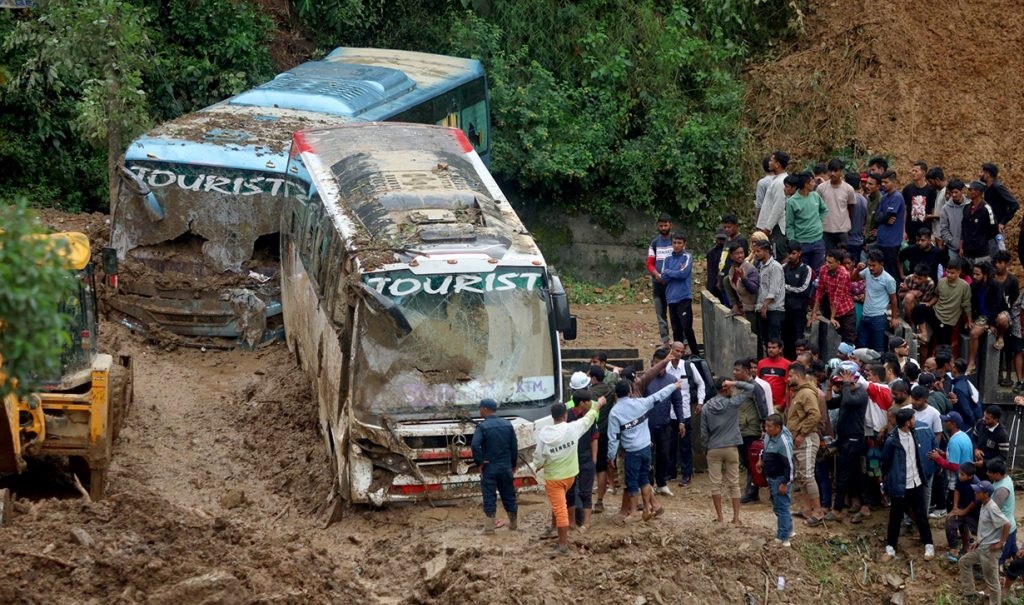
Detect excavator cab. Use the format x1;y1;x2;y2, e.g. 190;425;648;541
1;233;131;508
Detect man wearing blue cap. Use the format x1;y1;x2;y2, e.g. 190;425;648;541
928;411;972;518
471;398;519;534
959;480;1010;604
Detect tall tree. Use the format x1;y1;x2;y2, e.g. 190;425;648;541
4;0;153;212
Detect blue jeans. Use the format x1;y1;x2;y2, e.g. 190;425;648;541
769;477;793;540
800;239;826;273
624;447;652;495
858;314;887;351
480;466;518;516
1001;528;1019;565
815;454;833;509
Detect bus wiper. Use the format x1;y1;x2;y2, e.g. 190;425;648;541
356;282;412;336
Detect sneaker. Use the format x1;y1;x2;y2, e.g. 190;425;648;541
655;486;674;497
945;552;960;564
884;545;896;560
593;501;605;514
929;509;947;519
823;511;842;523
924;544;935;559
782;540;791;548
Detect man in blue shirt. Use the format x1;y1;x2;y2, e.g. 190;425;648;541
876;171;906;280
858;249;899;352
608;378;684;521
471;398;519;534
660;232;698;353
645;348;685;497
646;214;675;345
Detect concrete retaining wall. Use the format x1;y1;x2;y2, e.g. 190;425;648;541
699;290;758;379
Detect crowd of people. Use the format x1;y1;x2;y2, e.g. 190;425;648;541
470;154;1024;601
648;154;1023;384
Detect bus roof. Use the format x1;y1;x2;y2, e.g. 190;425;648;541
124;48;484;172
293;123;545;271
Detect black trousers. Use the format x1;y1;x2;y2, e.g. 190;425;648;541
832;437;865;511
651;423;674;487
782;305;807;360
668;299;698;350
887;484;933;549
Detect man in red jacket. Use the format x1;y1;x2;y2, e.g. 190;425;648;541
757;338;789;413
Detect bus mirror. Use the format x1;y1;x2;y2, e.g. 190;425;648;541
356;283;412;337
550;275;574;331
563;316;578;341
118;165;165;222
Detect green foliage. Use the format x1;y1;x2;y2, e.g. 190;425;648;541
0;0;275;212
0;199;75;397
562;276;648;305
139;0;275;121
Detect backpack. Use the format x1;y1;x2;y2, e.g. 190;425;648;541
686;355;716;402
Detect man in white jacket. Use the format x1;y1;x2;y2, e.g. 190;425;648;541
533;396;606;554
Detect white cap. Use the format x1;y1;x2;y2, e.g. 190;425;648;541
569;371;590;390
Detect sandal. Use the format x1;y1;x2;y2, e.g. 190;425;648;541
850;512;865;524
805;515;824;527
594;501;605;514
494;519;507;529
653;506;665;518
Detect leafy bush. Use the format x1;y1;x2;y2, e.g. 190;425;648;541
0;199;76;397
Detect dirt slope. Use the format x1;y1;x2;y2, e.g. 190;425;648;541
747;0;1024;194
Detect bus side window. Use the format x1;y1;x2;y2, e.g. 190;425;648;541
302;194;321;265
312;214;331;292
330;234;349;328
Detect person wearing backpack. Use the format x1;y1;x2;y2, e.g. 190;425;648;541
666;341;707;487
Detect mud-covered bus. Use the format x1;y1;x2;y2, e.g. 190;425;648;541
281;123;576;505
108;48;490;347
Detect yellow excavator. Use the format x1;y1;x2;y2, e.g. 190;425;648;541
1;232;132;515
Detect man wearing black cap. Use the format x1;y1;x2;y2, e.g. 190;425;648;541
471;398;519;534
888;336;919;375
958;479;1010;604
962;181;999;265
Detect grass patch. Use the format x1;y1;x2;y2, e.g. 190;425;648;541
562;275;650;305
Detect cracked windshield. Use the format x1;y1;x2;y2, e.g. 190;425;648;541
356;268;557;416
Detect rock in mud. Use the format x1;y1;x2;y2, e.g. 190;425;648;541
219;490;246;510
147;570;247;605
70;527;94;548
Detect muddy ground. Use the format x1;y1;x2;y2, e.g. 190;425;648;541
0;304;989;605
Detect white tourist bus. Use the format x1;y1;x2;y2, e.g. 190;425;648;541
280;123;576;505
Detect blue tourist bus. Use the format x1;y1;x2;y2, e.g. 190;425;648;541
108;48;490;346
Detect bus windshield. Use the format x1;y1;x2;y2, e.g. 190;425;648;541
354;268;557;418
